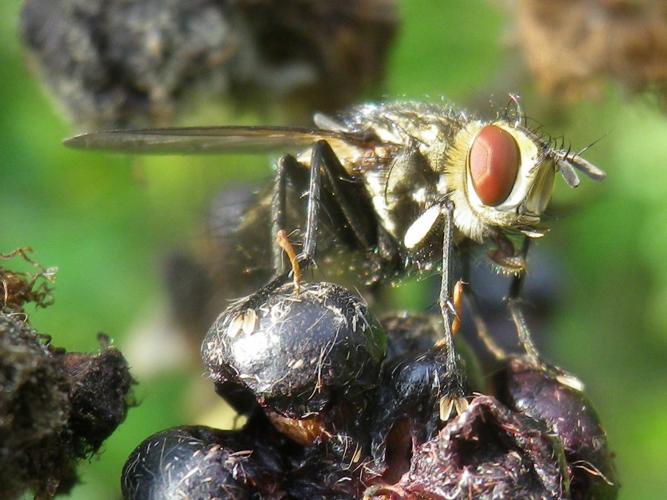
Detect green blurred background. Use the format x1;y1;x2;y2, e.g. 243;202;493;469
1;1;666;498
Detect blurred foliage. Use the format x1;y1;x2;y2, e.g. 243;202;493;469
1;0;666;498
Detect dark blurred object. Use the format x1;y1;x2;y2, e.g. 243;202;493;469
20;0;398;128
496;357;619;499
513;0;667;102
0;249;134;499
163;183;271;342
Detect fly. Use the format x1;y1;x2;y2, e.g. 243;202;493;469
65;98;605;417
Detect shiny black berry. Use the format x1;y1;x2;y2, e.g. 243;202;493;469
202;281;386;417
201;281;387;461
121;426;285;499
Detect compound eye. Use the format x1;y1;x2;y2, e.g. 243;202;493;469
469;125;520;206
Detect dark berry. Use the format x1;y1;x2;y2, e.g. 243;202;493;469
370;396;569;499
202;281;386;463
495;357;619;499
121;426;285;499
202;281;386;418
371;314;486;481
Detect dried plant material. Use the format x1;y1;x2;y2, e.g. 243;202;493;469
514;0;667;102
0;250;134;499
0;320;134;499
0;248;56;313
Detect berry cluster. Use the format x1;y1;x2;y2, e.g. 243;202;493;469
122;281;618;499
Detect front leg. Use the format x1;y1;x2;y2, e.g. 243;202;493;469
436;201;468;420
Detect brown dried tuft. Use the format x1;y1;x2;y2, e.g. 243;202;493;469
515;0;667;102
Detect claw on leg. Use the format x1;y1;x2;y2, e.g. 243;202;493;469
439;395;469;421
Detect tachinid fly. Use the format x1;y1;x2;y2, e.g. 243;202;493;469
65;99;605;417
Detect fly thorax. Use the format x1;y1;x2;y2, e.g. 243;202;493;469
364;148;439;242
443;119;557;243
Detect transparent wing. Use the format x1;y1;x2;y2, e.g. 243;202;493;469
64;126;370;155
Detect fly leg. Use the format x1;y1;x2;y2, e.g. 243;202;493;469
273;139;380;283
506;240;587;387
436;201;468;421
314;139;402;290
231;141;381;322
276;229;301;294
297;141;325;270
273;140;379;279
270;153;312;284
312;140;377;252
224;153;311;323
271;154;293;275
507;237;542;364
451;280;465;336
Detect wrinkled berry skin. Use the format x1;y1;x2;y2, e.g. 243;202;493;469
496;357;619;499
121;426;285;499
388;396;569;499
202;281;387;418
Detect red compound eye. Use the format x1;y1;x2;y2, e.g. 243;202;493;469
469;125;520;206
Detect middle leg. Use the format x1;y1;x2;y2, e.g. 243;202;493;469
436;201;469;420
507;237;542;364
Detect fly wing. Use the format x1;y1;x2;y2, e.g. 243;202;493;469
64;126;370;155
